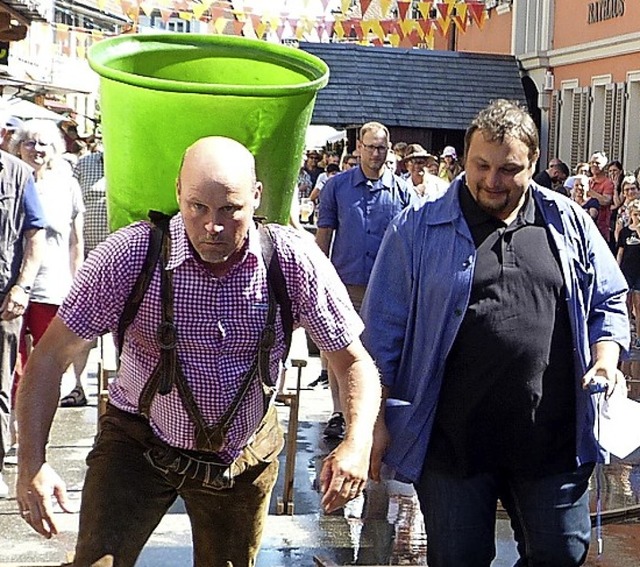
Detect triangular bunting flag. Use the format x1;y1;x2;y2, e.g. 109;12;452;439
397;0;411;20
210;5;224;20
242;20;256;38
418;18;432;38
436;1;450;20
255;19;267;38
360;19;374;38
140;2;154;17
214;16;227;34
417;1;432;19
159;8;173;23
434;13;451;37
467;2;487;29
371;19;385;42
324;21;335;38
192;3;208;20
380;19;394;35
178;11;191;21
359;0;373;17
380;0;393;17
334;19;345;39
353;20;363;40
452;2;468;32
232;19;244;35
388;32;401;47
319;0;331;13
340;0;351;16
400;18;415;37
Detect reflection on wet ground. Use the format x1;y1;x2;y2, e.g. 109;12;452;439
1;353;640;566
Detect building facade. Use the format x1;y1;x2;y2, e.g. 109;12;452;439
447;0;640;173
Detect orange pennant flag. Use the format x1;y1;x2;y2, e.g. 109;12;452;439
436;1;450;20
159;8;172;22
232;19;244;35
360;0;373;16
417;18;432;38
397;0;411;20
467;2;487;29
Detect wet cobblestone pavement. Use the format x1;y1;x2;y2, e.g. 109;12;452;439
1;346;640;566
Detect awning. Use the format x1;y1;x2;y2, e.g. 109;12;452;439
305;125;346;150
0;74;93;100
6;98;68;121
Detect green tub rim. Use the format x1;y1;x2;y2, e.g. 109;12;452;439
88;33;329;97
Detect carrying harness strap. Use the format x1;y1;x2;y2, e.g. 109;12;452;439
117;213;293;453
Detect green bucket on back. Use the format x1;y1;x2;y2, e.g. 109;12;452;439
87;34;329;230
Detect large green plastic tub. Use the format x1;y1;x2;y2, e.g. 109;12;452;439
88;34;329;229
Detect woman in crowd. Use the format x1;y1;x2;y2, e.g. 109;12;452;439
566;174;599;220
11;119;86;407
617;199;640;348
614;175;640;244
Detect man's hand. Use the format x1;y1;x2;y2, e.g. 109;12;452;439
319;438;370;513
582;340;625;399
0;285;29;320
16;463;72;538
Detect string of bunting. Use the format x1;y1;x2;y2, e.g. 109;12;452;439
51;0;491;57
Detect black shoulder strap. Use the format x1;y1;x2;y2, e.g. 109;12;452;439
258;224;294;361
116;210;171;357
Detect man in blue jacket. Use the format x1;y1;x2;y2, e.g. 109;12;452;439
362;99;629;567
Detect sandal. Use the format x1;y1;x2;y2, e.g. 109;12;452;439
60;386;88;408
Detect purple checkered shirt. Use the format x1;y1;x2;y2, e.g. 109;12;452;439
58;215;362;463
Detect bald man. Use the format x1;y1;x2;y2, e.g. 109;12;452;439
16;137;380;566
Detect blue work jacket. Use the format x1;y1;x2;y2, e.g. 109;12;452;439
361;175;630;483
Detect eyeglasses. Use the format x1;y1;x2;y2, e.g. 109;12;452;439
361;143;389;154
22;140;52;149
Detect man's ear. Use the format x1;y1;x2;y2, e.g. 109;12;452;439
253;181;262;210
530;150;540;174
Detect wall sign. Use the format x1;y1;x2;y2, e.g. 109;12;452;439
588;0;625;24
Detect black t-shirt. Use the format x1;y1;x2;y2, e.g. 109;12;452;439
426;186;576;478
617;225;640;284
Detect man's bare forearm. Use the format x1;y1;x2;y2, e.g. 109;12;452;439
17;318;91;475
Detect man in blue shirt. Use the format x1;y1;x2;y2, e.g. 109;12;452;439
316;121;412;439
362;100;629;566
0;111;45;498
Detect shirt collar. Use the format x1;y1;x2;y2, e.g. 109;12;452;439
354;165;396;191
